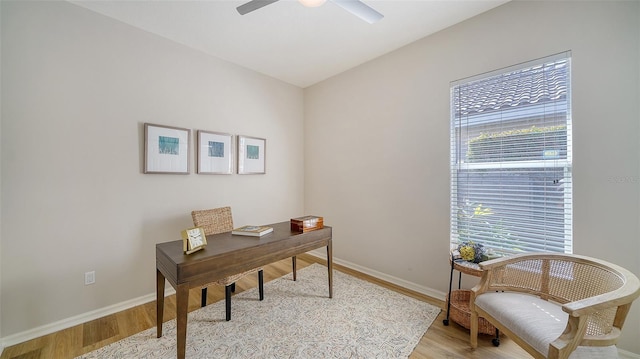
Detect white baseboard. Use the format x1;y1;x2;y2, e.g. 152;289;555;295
0;286;176;349
306;249;447;302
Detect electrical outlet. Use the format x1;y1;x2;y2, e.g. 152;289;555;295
85;271;95;285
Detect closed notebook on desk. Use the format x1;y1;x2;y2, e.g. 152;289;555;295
232;225;273;237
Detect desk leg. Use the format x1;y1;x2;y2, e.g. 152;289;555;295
176;284;189;359
156;269;165;338
327;240;333;299
292;256;297;281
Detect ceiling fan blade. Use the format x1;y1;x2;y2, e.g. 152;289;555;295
330;0;383;24
237;0;280;15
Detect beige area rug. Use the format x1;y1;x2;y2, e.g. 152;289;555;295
77;263;440;358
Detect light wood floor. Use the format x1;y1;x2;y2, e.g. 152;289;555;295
1;254;532;359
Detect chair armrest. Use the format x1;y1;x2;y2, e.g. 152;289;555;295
562;271;640;317
477;255;516;270
477;252;549;270
471;253;539;295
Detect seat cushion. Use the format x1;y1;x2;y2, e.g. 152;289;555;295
475;292;567;356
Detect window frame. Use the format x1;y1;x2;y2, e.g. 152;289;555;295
449;52;573;255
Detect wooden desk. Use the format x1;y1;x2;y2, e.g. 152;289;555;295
156;221;333;359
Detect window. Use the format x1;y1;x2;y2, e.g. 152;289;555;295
450;52;572;254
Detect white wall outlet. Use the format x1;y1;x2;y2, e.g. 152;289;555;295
85;271;96;285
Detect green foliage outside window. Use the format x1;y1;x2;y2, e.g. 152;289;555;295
456;199;521;253
467;125;567;162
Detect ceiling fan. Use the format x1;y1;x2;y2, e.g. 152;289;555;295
236;0;384;24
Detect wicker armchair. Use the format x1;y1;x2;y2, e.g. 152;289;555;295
191;206;264;321
470;253;640;359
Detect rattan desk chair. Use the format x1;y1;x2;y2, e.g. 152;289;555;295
191;206;264;321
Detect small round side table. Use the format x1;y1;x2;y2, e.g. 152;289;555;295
443;252;500;346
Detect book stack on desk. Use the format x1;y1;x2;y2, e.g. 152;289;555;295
290;215;324;233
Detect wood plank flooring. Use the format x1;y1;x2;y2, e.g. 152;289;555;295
1;254;532;359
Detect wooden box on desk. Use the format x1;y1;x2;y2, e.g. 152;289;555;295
291;215;324;233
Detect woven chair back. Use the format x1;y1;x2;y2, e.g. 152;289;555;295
490;256;628;336
191;206;234;236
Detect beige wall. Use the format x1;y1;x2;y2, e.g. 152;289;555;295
1;0;304;339
304;0;640;353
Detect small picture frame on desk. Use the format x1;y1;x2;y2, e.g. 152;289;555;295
181;227;207;254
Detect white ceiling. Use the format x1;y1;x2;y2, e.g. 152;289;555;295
70;0;509;88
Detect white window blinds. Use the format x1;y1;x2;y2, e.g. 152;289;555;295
450;52;572;254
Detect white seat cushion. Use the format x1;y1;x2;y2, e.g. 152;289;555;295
475;292;567;356
475;292;619;358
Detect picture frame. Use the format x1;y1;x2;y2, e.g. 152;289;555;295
196;130;233;174
144;123;190;174
237;135;266;174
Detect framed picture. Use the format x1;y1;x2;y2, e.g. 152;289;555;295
196;130;233;174
237;135;266;174
144;123;190;174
